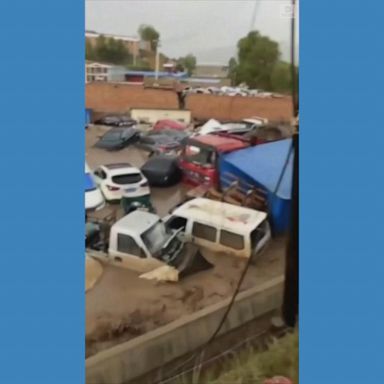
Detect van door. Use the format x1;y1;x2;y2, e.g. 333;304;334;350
218;229;247;258
111;233;164;273
190;221;218;252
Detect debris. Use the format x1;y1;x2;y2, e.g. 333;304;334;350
139;265;179;282
85;256;103;292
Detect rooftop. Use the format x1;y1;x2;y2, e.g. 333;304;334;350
102;163;140;176
191;134;249;153
112;210;159;236
172;197;267;233
85;30;140;42
104;163;132;170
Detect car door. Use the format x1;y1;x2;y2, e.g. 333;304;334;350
111;233;164;273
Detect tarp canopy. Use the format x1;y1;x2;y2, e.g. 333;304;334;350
221;138;293;200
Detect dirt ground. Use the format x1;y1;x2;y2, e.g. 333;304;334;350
85;126;285;358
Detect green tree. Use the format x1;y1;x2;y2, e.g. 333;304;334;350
89;35;132;65
228;57;238;86
179;54;196;76
270;61;293;93
138;24;160;51
85;39;96;61
235;31;280;89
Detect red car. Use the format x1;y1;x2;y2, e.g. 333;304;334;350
153;119;187;131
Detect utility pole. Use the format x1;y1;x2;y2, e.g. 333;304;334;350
155;39;160;82
282;0;298;328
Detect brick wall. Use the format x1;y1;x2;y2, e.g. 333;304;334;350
86;83;293;122
86;83;179;114
186;94;293;122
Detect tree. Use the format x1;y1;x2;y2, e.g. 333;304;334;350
228;57;238;86
138;24;160;51
271;61;292;93
86;39;96;61
234;31;280;90
177;54;196;76
87;35;132;65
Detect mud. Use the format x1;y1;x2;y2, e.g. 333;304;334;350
86;238;285;358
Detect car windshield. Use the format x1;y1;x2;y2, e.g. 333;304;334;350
105;117;119;123
141;220;171;256
112;173;142;185
102;130;122;142
184;145;215;166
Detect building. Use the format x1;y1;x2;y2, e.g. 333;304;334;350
193;63;229;79
85;30;151;65
124;70;188;85
189;63;230;87
85;62;126;83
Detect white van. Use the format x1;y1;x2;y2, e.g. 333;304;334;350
164;198;271;259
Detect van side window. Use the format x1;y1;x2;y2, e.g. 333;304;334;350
117;234;144;258
192;222;217;242
167;216;187;230
220;230;244;250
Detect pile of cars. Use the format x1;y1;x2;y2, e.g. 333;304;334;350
182;86;282;98
85;112;291;281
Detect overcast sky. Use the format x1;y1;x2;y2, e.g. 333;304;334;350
86;0;299;64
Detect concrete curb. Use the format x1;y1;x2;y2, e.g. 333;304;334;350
86;275;284;384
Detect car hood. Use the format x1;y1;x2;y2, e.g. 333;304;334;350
94;139;122;149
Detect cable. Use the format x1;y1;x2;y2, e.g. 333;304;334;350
290;0;298;118
272;141;293;198
155;252;254;384
249;0;261;32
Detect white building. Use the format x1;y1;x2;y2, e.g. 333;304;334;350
85;62;126;83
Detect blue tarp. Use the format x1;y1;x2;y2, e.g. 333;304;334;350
220;139;293;234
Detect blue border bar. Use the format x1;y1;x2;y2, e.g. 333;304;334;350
0;1;84;382
301;0;384;382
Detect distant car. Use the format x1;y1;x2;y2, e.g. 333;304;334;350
94;127;139;151
85;163;105;211
141;155;182;187
153;119;187;132
136;129;189;154
94;115;137;127
92;163;150;202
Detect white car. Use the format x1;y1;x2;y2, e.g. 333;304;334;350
93;163;150;202
85;163;105;211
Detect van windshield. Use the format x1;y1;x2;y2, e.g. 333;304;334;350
141;220;170;256
184;145;215;166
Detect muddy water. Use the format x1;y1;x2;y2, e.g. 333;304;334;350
85;126;285;358
86;238;285;357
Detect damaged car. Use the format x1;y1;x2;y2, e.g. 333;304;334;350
87;210;212;280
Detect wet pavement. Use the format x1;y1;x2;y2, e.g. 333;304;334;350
86;125;190;217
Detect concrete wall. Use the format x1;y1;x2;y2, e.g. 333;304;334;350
86;276;284;384
130;108;191;124
186;94;293;122
86;83;179;114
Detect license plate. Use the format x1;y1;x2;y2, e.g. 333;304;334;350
125;187;137;192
